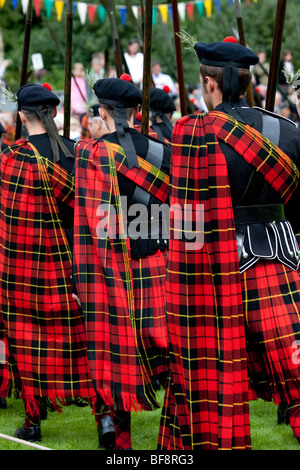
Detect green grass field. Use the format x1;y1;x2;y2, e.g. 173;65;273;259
0;391;299;450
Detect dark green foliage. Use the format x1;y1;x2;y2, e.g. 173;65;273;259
1;0;300;91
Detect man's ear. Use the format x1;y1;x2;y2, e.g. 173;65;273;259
18;110;26;123
53;106;58;118
205;76;216;93
99;107;106;121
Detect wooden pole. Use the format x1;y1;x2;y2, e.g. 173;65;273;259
15;0;33;139
105;0;123;77
234;0;254;107
265;0;288;112
171;0;187;116
63;0;73;139
141;0;153;135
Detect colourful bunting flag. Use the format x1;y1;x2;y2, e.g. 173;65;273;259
98;5;106;23
77;2;87;24
21;0;28;14
87;4;97;24
54;0;63;21
119;6;126;25
178;2;186;21
158;4;168;23
186;3;194;21
214;0;221;12
45;0;53;17
0;0;259;23
33;0;42;16
196;1;204;17
152;6;157;25
132;5;138;19
204;0;212;18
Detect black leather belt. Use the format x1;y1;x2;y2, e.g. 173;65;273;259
234;203;285;224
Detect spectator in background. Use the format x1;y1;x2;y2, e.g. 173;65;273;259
87;103;109;140
0;111;15;147
278;50;294;93
253;50;270;86
71;62;88;117
0;59;10;88
87;53;105;103
124;38;144;88
151;61;177;96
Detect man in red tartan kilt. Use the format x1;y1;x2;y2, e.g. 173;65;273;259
0;83;95;442
157;36;300;450
72;77;170;449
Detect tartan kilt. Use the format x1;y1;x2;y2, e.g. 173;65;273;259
0;143;95;411
241;259;300;404
158;259;300;449
130;249;169;385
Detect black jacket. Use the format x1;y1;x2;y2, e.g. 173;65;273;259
215;100;300;272
103;128;171;259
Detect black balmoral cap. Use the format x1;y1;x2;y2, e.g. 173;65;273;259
17;83;60;110
149;87;175;113
194;36;259;69
94;78;142;108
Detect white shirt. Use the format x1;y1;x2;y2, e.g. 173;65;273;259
124;52;144;85
152;72;176;94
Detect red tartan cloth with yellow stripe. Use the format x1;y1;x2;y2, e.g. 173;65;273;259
158;111;299;450
0;142;95;412
73;138;163;412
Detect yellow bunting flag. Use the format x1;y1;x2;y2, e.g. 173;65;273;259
204;0;212;18
54;0;64;21
158;4;168;23
0;0;6;8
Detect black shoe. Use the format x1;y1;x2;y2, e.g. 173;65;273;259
0;397;7;409
99;415;116;450
277;402;289;425
14;425;42;442
39;399;47;420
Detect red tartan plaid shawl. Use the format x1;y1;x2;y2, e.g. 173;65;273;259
73;139;161;412
0;142;95;412
163;111;299;450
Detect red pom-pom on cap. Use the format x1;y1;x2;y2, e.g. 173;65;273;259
163;85;171;93
223;36;238;43
136;111;142;121
120;73;132;82
42;82;53;91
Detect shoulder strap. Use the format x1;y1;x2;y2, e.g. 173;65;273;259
260;111;280;146
208;111;299;202
107;140;169;204
131;139;164;206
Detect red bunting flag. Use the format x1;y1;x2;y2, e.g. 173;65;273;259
33;0;42;16
186;2;194;21
87;4;97;24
